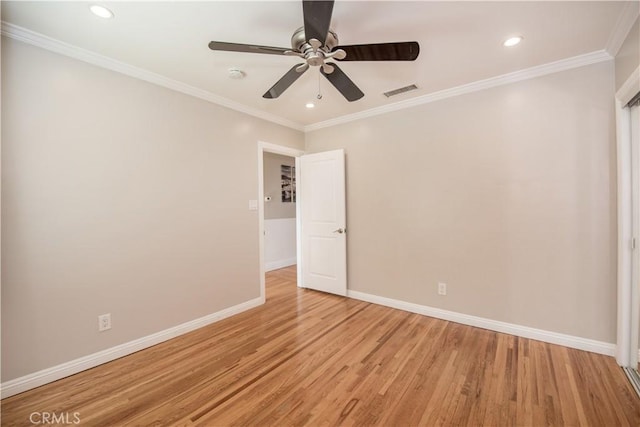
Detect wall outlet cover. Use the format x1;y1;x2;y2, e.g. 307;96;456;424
98;314;112;332
438;282;447;296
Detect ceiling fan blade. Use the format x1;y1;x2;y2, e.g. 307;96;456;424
335;42;420;61
303;0;334;46
208;41;290;55
320;62;364;102
263;64;308;99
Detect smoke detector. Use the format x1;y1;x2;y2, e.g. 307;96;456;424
228;68;246;79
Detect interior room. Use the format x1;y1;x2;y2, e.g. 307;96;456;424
2;1;640;425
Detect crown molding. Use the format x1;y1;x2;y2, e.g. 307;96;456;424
0;22;305;132
304;50;613;132
1;21;617;135
605;1;639;57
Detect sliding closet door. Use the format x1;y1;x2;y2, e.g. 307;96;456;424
631;102;639;370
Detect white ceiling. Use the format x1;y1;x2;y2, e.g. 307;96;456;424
1;1;630;129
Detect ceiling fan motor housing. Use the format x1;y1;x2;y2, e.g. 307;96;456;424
291;26;338;53
288;27;344;73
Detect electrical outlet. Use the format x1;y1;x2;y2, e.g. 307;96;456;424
438;282;447;296
98;313;111;332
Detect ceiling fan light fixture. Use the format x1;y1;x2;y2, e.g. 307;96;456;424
503;36;523;47
89;5;114;19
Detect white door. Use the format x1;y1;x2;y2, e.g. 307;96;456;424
298;149;347;296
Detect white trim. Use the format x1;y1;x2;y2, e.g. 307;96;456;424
617;65;640;107
2;22;617;135
259;141;305;158
616;98;633;366
304;50;612;132
0;22;304;132
605;2;639;57
631;104;640;369
257;142;305;300
265;257;297;272
295;157;302;288
0;297;263;399
348;290;616;357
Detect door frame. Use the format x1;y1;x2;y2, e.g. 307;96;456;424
615;66;640;366
257;141;305;302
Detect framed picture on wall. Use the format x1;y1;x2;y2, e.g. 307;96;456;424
281;165;296;203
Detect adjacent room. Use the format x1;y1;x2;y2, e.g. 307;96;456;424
2;1;640;425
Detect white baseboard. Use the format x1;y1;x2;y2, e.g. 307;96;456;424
347;290;616;357
265;257;297;272
0;297;264;399
0;290;626;399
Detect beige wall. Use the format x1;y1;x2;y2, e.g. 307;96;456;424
615;17;639;91
264;152;296;220
306;61;617;343
1;38;304;381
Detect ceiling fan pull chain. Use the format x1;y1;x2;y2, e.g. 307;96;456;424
317;72;323;100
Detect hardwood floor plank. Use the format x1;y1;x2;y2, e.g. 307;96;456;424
2;266;639;426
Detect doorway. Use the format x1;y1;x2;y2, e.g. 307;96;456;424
257;141;304;302
263;152;297;271
257;142;349;301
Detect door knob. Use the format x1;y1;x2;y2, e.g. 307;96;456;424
333;228;346;234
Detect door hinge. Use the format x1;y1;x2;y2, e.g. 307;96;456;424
633;237;637;251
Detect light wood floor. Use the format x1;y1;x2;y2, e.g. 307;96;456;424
2;266;639;426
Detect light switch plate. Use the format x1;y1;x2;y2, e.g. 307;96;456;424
248;200;258;210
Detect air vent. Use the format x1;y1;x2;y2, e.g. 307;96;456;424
383;84;418;98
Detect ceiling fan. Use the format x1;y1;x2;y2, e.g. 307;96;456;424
208;0;420;102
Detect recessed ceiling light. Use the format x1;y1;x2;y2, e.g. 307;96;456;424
503;36;523;47
305;103;315;109
90;5;114;19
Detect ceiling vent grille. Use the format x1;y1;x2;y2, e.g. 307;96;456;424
383;84;418;98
